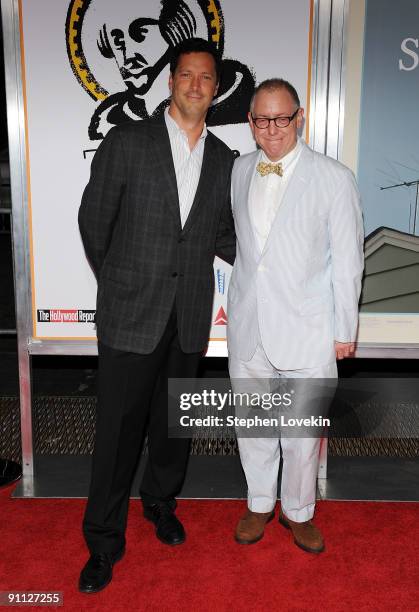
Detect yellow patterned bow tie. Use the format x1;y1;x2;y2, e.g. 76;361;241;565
256;161;283;177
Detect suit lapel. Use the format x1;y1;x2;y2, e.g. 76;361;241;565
262;142;313;255
243;151;262;254
181;134;217;235
148;118;181;229
273;142;313;225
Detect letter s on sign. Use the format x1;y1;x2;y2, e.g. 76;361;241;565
399;38;419;71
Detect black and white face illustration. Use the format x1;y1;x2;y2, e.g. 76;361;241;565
95;0;203;95
66;0;256;140
100;16;169;95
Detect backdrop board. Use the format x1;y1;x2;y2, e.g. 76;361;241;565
2;0;343;489
15;0;313;352
345;0;419;352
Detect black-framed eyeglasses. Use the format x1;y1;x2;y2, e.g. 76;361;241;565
251;108;300;129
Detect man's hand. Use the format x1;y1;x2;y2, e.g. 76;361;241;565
335;341;355;360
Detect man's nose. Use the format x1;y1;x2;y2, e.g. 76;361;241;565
190;75;201;90
124;39;145;64
267;119;278;135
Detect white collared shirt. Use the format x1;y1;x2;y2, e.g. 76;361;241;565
164;107;207;228
249;138;303;252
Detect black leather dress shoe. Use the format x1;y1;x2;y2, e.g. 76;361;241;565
143;503;186;546
79;548;125;594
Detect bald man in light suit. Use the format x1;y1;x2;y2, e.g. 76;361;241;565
227;78;364;553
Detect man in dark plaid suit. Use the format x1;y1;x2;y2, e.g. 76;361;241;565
78;38;235;593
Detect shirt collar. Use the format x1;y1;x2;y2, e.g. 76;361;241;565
259;137;302;173
164;107;207;141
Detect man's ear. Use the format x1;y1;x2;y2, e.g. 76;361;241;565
214;81;219;97
168;73;173;95
247;111;256;137
296;107;304;129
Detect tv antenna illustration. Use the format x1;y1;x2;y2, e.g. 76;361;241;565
381;179;419;235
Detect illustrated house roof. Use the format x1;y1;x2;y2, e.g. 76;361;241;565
360;227;419;313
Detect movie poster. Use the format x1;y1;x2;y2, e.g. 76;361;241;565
357;0;419;344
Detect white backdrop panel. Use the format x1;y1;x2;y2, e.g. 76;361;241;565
20;0;312;341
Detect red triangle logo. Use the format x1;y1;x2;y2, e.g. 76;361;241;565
214;306;227;325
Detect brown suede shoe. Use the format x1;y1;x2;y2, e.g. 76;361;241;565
235;509;275;544
279;509;325;553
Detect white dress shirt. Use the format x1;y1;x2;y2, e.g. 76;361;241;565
164;107;207;228
249;138;303;252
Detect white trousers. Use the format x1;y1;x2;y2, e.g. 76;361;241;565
229;343;337;522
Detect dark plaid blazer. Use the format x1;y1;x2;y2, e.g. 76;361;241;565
78;116;235;354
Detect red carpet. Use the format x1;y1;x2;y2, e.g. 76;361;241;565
0;485;418;611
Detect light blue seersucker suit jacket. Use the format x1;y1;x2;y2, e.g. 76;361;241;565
227;140;364;370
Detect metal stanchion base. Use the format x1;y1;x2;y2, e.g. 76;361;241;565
0;458;22;487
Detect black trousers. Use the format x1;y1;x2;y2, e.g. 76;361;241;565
83;309;201;554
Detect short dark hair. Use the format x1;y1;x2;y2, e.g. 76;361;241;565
250;78;300;112
169;38;222;82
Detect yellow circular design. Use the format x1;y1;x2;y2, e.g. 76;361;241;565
66;0;225;102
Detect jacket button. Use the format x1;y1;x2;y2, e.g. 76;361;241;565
172;272;178;277
178;237;185;243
